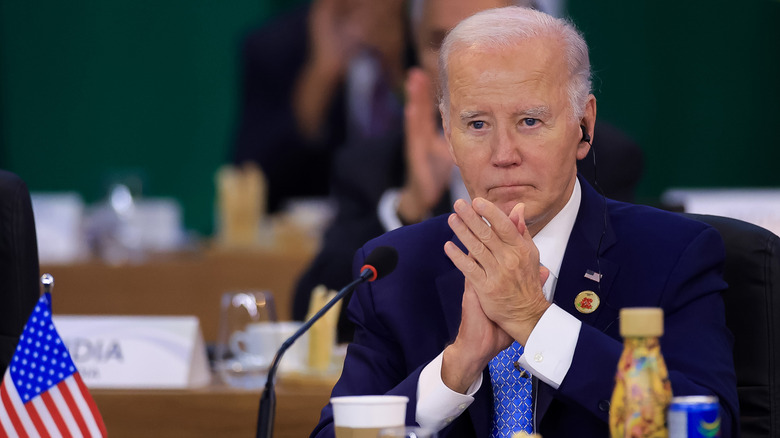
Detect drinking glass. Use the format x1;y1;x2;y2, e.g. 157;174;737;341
214;290;277;389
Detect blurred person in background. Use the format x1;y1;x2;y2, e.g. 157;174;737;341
292;0;530;342
232;0;408;213
292;0;643;343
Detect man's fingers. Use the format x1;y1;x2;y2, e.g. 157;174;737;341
444;240;484;280
454;199;492;239
508;202;528;236
405;68;437;138
471;198;524;244
452;199;507;264
447;214;498;273
405;69;428;118
412;68;434;104
539;265;550;289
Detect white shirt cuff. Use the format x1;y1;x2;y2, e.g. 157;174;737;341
416;352;482;431
378;189;403;232
516;304;581;389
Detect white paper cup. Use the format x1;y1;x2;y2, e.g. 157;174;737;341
331;395;409;438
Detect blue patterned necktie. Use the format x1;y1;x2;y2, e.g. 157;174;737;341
489;341;534;437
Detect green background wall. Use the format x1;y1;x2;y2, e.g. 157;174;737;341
0;0;302;236
1;0;778;236
569;0;780;204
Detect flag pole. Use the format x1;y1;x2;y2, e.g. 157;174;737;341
41;273;54;295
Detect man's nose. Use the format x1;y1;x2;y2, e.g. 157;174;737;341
490;129;522;168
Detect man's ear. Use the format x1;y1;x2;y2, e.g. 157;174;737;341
576;94;597;160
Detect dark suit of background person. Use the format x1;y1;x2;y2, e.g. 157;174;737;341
233;3;344;213
232;1;408;213
310;176;738;437
0;170;41;374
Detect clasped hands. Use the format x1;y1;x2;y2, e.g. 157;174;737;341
441;198;551;393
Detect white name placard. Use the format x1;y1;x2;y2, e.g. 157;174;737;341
663;188;780;237
52;315;210;389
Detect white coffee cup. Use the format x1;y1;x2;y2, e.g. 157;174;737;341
331;395;409;438
229;321;308;373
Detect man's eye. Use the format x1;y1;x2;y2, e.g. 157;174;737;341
471;121;485;129
522;118;539;127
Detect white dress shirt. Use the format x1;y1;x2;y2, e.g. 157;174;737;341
416;179;584;431
378;167;469;232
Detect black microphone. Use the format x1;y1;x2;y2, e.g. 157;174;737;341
255;246;399;438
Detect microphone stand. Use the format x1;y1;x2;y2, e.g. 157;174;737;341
256;269;372;438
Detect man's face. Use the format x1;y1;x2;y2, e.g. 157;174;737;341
416;0;513;89
443;36;595;235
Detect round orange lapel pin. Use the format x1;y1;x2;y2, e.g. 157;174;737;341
575;290;600;314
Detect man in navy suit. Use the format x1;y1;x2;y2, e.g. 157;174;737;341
311;6;738;437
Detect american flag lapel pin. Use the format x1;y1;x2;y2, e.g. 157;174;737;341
584;269;602;283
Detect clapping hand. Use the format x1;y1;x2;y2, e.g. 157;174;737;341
397;68;454;224
441;199;550;393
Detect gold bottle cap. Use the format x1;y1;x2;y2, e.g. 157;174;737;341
619;307;664;337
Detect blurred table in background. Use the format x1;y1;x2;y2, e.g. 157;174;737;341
93;375;334;437
42;240;333;437
41;242;316;343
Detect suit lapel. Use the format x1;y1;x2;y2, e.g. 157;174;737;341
554;178;619;329
435;233;466;342
435;266;464;342
536;177;620;422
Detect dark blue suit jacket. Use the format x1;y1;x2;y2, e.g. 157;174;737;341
311;178;739;437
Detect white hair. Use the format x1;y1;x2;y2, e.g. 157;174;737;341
438;6;592;124
408;0;535;42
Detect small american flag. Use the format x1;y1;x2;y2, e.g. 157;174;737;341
584;269;602;283
0;293;106;437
